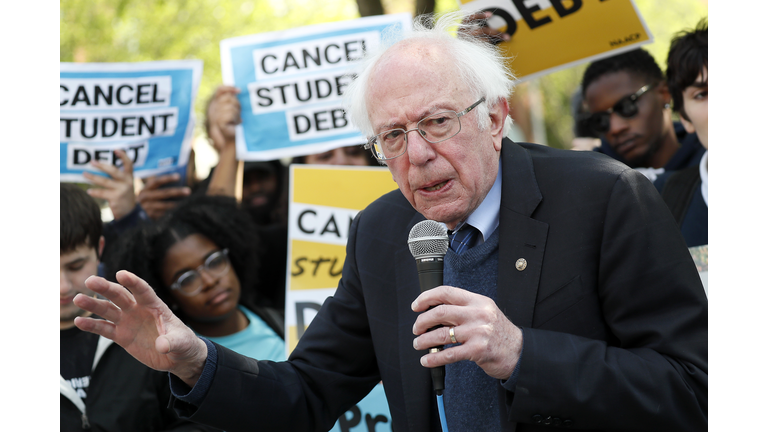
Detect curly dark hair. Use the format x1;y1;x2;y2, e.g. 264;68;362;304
581;48;664;97
105;194;264;315
666;18;707;121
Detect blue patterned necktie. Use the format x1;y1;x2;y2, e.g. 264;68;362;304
449;224;479;254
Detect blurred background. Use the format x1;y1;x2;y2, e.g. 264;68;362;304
60;0;708;178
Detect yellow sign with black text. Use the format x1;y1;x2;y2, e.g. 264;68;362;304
459;0;653;81
285;164;398;432
286;164;397;353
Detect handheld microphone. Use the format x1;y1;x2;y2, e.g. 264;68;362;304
408;220;449;395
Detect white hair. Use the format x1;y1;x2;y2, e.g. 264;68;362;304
343;10;516;138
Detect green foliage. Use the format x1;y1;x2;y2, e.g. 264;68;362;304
61;0;362;135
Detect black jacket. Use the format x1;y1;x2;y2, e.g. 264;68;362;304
61;336;212;432
173;141;707;431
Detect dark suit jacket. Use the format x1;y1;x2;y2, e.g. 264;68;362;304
175;140;707;432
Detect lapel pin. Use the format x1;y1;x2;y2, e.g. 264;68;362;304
515;258;527;271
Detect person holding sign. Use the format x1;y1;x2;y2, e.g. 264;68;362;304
72;11;707;432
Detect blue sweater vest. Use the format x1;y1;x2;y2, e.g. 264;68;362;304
443;228;501;431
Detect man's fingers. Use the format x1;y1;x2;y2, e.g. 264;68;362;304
413;325;457;351
115;270;164;307
411;285;472;312
83;171;115;189
141;187;190;200
74;315;118;340
114;149;134;176
143;173;180;190
419;344;470;368
73;293;123;323
83;275;138;310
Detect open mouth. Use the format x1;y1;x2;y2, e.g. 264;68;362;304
423;180;448;192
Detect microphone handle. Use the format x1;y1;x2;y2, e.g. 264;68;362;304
416;257;443;292
416;257;446;395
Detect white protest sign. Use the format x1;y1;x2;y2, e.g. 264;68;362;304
60;60;203;182
220;13;412;161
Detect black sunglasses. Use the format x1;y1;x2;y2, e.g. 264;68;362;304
585;83;655;134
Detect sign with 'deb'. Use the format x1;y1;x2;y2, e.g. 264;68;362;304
220;13;412;161
60;60;202;182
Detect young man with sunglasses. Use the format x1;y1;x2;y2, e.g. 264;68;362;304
581;48;705;181
654;20;708;248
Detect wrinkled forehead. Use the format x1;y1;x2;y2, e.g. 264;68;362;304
370;40;455;86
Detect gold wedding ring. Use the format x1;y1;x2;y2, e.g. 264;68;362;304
449;326;458;344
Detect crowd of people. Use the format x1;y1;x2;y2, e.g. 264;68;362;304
61;10;708;432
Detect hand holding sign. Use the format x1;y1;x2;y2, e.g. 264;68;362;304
206;85;242;153
458;11;510;44
137;173;191;220
83;149;137;220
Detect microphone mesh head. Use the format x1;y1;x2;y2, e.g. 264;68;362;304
408;220;449;259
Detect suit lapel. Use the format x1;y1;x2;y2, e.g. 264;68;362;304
497;141;549;328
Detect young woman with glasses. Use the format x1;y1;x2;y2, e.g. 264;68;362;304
105;194;285;362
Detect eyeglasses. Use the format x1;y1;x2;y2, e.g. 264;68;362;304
169;249;231;296
364;97;486;161
585;84;655;134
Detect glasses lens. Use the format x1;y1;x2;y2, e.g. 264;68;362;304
176;271;200;294
419;111;460;143
205;251;229;276
376;129;407;159
614;95;639;118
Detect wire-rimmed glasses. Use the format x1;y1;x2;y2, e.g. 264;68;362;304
364;97;486;161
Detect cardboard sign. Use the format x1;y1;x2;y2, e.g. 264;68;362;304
458;0;653;82
286;164;398;432
220;13;412;161
60;60;202;182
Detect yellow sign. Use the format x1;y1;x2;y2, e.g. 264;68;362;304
459;0;653;81
284;164;398;432
286;164;397;353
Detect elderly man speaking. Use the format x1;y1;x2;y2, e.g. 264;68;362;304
74;11;707;432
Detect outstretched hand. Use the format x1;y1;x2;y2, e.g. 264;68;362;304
74;270;208;387
411;285;522;380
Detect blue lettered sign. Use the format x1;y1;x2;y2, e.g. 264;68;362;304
220;13;412;161
60;60;203;182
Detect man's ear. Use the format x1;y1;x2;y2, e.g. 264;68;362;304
489;97;510;151
97;236;105;261
657;81;672;106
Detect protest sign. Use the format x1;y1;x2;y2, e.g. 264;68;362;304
60;60;203;182
287;164;398;432
458;0;652;82
220;13;412;161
